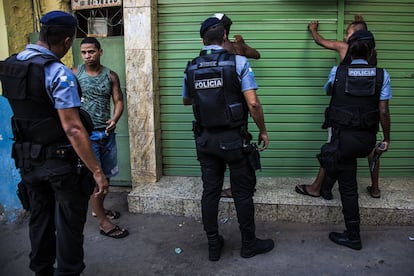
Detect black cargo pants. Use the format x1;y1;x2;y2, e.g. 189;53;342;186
21;159;94;276
323;129;376;227
196;128;257;235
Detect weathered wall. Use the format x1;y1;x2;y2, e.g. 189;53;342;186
3;0;33;55
0;0;9;59
2;0;73;65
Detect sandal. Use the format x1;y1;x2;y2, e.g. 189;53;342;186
100;225;129;239
295;184;320;198
366;186;381;198
92;209;121;220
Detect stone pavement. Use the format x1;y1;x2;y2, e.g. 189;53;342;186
1;188;414;276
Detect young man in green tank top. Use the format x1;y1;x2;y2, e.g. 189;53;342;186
72;37;128;239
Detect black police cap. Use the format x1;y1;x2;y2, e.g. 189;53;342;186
40;10;78;27
200;17;221;38
213;13;232;28
348;30;375;48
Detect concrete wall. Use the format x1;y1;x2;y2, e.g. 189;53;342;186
0;97;22;221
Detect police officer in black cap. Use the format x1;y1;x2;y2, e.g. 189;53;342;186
318;30;392;250
182;16;274;261
0;10;108;275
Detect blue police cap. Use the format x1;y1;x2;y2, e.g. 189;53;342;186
200;17;221;38
40;10;78;27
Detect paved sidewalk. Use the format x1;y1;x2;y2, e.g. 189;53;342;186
1;191;414;276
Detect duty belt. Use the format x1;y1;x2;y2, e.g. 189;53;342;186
12;142;75;172
45;144;75;159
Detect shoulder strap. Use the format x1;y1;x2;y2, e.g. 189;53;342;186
0;54;59;100
375;68;384;97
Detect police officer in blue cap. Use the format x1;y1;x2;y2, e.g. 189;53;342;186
182;16;274;261
0;10;108;275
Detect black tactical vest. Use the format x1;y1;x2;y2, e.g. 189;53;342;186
324;64;384;131
185;49;247;129
0;54;69;145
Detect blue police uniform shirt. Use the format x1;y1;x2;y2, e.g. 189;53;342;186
182;45;258;99
16;44;81;109
324;59;392;100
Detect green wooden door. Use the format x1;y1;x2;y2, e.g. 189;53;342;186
158;0;414;177
73;37;131;186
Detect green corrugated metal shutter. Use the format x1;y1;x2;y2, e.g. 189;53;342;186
158;0;414;177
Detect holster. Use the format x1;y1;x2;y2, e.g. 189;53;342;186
16;181;30;211
316;137;340;176
243;143;262;171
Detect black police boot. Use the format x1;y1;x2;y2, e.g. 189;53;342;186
240;232;274;258
329;221;361;250
207;233;224;261
329;230;362;250
320;174;335;200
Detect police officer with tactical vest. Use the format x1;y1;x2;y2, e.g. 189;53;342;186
182;16;274;261
318;30;391;250
0;11;108;275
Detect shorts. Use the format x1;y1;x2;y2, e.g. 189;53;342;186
90;130;119;178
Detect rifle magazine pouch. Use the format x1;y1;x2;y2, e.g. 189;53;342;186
30;144;44;166
11;142;45;170
228;103;243;121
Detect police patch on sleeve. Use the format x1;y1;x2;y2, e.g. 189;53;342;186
248;67;255;77
59;75;76;88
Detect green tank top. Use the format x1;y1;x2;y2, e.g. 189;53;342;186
77;64;112;129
